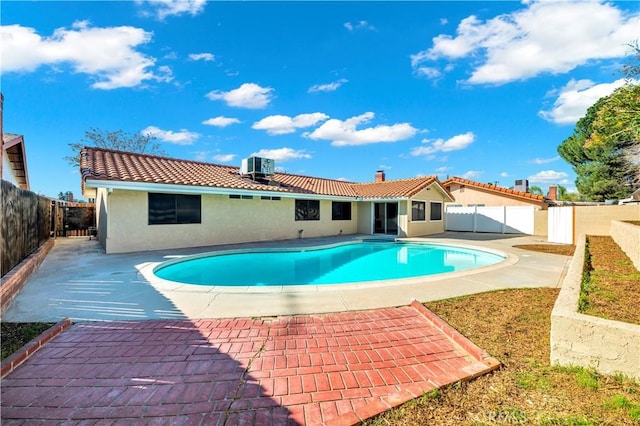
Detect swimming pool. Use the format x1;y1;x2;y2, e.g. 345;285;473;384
153;241;505;286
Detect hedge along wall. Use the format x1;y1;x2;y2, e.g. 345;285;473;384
1;180;53;277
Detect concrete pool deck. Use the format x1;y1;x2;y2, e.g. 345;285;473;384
2;232;571;322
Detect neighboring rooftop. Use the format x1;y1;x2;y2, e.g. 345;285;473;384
81;147;452;200
442;176;547;205
2;133;29;190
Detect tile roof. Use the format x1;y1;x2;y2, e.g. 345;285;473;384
81;147;450;199
441;177;546;203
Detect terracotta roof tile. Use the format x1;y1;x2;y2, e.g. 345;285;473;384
81;147;451;199
441;176;546;203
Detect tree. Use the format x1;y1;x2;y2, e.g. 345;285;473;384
529;185;543;196
558;41;640;200
65;128;166;167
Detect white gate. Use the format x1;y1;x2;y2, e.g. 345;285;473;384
446;206;534;234
548;206;574;244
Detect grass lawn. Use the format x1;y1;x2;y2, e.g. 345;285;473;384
365;241;640;426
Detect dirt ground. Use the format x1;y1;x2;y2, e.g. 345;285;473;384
365;242;640;426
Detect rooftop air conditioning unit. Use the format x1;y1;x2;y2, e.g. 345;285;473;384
241;156;275;178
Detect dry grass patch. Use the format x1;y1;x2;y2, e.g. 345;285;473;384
513;243;575;256
581;236;640;325
363;288;640;425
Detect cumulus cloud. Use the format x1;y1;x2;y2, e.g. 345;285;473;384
308;78;348;93
411;1;640;84
344;21;376;31
304;112;417;146
411;132;475;157
530;156;560;165
213;154;236;163
252;113;329;135
136;0;206;20
141;125;200;145
189;52;214;61
462;170;483;180
251;147;312;162
202;116;241;127
528;170;569;184
0;21;170;90
415;67;442;79
539;78;632;125
206;83;274;109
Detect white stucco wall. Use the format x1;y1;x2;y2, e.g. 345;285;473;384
103;190;359;253
405;187;447;237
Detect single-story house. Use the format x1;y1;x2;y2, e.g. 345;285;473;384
441;177;551;210
81;147;454;253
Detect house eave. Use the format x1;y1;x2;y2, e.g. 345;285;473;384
83;179;360;201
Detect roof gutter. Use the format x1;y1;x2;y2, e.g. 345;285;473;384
83;179;361;201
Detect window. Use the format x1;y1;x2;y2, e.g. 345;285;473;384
411;201;426;221
261;196;281;201
468;204;485;207
229;194;253;200
430;201;443;221
332;201;351;220
295;199;320;221
149;193;201;225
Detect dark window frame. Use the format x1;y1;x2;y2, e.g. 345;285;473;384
148;193;201;225
295;199;320;221
411;200;426;222
430;201;443;221
332;201;352;221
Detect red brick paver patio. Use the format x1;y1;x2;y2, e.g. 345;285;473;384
1;302;499;425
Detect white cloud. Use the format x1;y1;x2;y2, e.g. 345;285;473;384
539;78;632;125
141;125;200;145
500;172;509;178
530;156;560;165
528;170;569;183
411;132;475;157
136;0;206;20
202;116;241;127
206;83;274;109
252;113;329;135
308;79;348;93
251;147;312;162
435;166;451;173
189;52;214;62
305;112;417;146
412;1;640;85
415;67;442;79
344;21;376;31
0;21;169;90
462;170;483;180
213;154;235;163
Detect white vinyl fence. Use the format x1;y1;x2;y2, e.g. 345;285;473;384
548;206;574;244
446;205;535;234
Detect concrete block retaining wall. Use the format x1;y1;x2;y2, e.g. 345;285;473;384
550;234;640;380
610;220;640;271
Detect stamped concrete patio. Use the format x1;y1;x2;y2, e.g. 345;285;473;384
1;233;570;424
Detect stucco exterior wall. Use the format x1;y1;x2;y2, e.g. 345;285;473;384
103;190;359;253
446;183;545;209
610;220;640;270
405;188;447;237
95;188;108;250
550;234;640;380
534;209;548;236
357;202;372;235
574;205;640;237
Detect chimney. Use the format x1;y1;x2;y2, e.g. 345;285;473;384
375;170;386;182
547;185;557;201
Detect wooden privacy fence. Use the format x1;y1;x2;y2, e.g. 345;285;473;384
1;180;97;277
1;180;52;277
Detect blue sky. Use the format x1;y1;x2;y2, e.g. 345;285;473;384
2;0;639;200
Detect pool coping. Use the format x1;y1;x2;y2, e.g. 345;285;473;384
142;238;517;294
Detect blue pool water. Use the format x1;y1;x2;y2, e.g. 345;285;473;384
154;242;505;286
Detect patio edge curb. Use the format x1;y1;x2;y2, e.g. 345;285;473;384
1;318;73;379
410;300;501;372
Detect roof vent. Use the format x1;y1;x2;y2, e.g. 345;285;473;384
241;156;275;180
